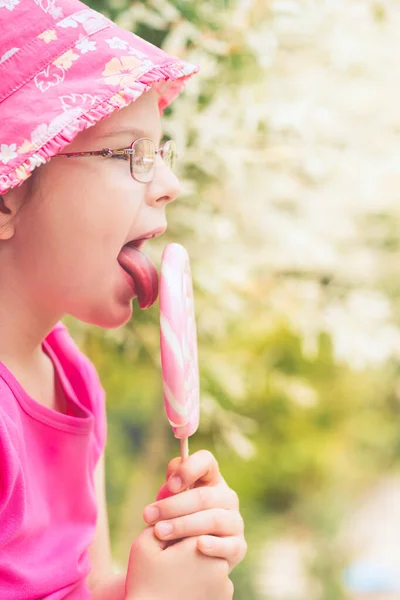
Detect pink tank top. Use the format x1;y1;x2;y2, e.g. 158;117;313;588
0;322;107;598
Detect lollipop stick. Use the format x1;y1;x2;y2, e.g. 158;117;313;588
180;437;189;460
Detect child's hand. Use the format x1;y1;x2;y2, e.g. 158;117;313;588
125;526;233;600
143;450;247;573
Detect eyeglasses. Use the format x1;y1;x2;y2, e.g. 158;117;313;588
55;137;177;184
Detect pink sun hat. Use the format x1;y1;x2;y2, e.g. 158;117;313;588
0;0;199;195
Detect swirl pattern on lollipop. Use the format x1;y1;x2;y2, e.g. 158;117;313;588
160;244;200;440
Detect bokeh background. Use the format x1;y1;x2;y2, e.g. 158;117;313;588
67;0;400;598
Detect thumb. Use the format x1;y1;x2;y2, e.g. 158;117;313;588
135;525;168;553
167;534;199;557
126;527;165;595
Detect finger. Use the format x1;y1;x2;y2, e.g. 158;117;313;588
153;508;244;541
168;535;229;574
166;456;182;481
144;485;239;524
197;535;248;572
167;450;224;493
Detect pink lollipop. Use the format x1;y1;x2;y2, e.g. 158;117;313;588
160;243;200;459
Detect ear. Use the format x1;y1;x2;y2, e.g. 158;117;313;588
0;189;25;240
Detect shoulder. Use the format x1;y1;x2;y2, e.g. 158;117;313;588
0;397;25;547
0;373;25;438
0;381;22;443
46;322;104;396
46;322;107;461
47;322;96;370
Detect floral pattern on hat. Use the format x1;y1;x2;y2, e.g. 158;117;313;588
0;0;20;11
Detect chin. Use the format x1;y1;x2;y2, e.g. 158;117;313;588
73;301;134;330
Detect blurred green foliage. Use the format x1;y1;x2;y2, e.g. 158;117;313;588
68;0;400;598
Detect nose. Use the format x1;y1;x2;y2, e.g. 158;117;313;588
145;157;181;208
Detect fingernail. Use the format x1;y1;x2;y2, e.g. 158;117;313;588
168;475;182;493
144;506;160;524
157;522;173;538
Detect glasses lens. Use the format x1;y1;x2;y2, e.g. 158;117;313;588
130;138;155;183
162;140;177;171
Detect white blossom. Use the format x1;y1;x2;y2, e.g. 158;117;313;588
0;144;17;164
0;0;19;11
76;38;96;53
105;37;128;50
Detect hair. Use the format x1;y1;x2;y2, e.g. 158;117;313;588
0;195;11;215
0;170;39;232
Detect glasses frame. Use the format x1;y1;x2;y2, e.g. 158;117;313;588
55;137;176;184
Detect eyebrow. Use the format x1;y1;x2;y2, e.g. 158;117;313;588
100;127;162;145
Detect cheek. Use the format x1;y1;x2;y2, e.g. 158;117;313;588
18;166;144;281
56;158;141;224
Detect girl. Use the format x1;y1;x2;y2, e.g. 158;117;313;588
0;0;247;598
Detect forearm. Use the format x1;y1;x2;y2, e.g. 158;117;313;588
90;573;126;600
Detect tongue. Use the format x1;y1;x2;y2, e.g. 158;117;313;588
118;245;159;309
